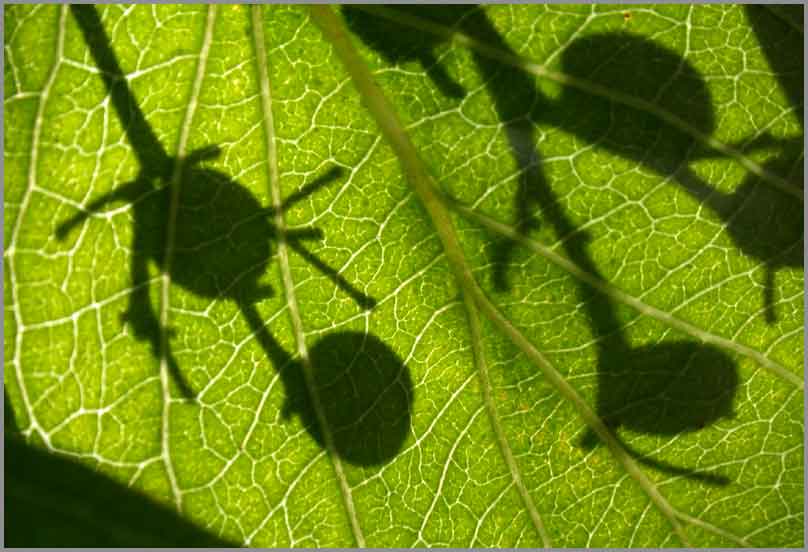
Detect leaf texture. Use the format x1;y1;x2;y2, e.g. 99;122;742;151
4;4;803;547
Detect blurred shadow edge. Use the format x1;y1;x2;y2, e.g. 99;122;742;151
5;435;236;547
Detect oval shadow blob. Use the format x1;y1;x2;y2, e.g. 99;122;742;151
171;166;276;302
557;32;715;142
104;165;278;303
599;342;739;437
291;331;414;467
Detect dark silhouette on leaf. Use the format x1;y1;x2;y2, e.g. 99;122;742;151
761;4;804;34
577;338;736;486
343;6;466;98
346;5;741;485
57;6;411;469
343;5;547;292
242;324;414;466
344;5;803;322
672;141;803;322
5;389;234;546
745;5;803;124
743;5;804;321
581;342;737;438
556;26;798;323
60;6;376;401
5;432;235;546
565;232;737;487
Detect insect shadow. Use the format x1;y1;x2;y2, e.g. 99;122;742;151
345;5;743;484
250;328;414;466
745;5;803;126
58;6;413;466
573;269;737;487
742;5;805;319
553;229;737;486
343;5;803;323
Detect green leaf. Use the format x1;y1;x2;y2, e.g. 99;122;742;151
4;4;803;547
5;427;235;547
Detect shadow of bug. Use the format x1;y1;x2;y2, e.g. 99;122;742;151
566;233;738;486
56;156;369;398
672;141;803;323
346;5;745;483
56;154;414;465
343;5;803;322
253;328;414;466
59;6;376;398
55;6;415;467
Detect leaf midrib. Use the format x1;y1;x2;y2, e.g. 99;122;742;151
250;5;365;547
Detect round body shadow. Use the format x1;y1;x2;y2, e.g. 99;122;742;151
138;166;275;302
600;342;738;436
296;331;413;467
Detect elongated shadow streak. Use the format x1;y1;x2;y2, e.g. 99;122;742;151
619;439;730;486
344;5;741;485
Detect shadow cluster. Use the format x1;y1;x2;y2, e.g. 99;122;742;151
21;9;803;545
344;5;803;319
52;3;414;481
343;4;803;485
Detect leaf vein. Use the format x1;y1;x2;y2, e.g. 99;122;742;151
251;5;365;546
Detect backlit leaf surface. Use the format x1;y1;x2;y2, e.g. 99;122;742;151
4;4;803;547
